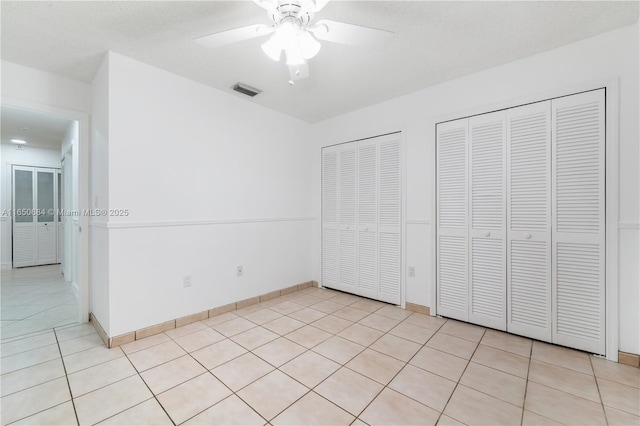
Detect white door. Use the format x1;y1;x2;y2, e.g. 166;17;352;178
377;135;402;304
507;101;553;341
552;89;605;355
357;139;378;300
12;166;60;268
437;118;469;321
338;144;358;293
322;134;403;304
322;147;339;290
468;111;507;330
36;168;57;265
12;166;37;267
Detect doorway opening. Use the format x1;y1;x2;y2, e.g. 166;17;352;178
1;105;84;340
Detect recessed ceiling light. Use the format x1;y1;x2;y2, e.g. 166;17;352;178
20;127;30;132
11;139;27;144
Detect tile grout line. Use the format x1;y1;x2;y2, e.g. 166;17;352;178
590;354;611;426
52;327;81;426
434;327;487;425
519;335;534;426
232;296;372;423
120;349;178;426
259;300;385;423
344;314;449;422
181;348;269;425
223;294;392;423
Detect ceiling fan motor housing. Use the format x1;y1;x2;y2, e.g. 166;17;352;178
269;1;314;27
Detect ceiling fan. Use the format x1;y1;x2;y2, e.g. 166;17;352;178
194;0;394;84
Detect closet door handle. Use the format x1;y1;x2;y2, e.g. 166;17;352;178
484;231;491;237
524;233;532;239
365;227;369;232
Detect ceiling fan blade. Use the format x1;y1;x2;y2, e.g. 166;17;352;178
312;0;330;12
288;62;309;82
194;25;273;49
312;19;393;48
252;0;274;11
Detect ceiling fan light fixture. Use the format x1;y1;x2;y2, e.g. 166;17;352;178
298;30;321;59
261;34;283;61
285;46;305;65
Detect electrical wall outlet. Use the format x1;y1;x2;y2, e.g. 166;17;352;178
237;266;243;277
408;266;415;278
183;275;192;287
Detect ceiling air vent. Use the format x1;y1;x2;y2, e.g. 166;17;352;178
232;83;262;97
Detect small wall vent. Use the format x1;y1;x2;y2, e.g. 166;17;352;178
232;83;262;97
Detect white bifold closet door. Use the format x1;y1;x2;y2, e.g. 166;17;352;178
551;90;605;354
321;133;402;305
13;166;37;267
357;139;379;300
437;89;605;355
468;112;506;330
377;136;402;304
12;166;60;268
437;119;469;321
339;144;358;292
507;101;552;342
322;147;339;290
437;112;507;329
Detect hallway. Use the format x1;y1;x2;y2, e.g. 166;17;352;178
1;265;78;340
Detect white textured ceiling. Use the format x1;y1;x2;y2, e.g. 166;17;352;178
1;1;638;123
1;105;71;150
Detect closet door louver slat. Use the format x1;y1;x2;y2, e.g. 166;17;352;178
506;101;552;342
437;118;469;321
552;89;605;355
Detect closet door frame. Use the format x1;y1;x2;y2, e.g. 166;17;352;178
431;79;620;362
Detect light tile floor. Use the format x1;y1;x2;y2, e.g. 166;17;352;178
1;265;78;340
1;287;639;425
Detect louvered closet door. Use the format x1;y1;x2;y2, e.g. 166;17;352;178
322;147;339;289
507;101;552;341
12;166;37;267
338;144;358;292
377;134;402;304
468;112;506;330
552;89;605;355
437;118;469;321
357;139;378;299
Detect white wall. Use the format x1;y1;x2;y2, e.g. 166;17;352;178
61;121;79;287
310;23;640;354
90;55;111;334
0;144;62;268
1;61;92;114
100;52;313;336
